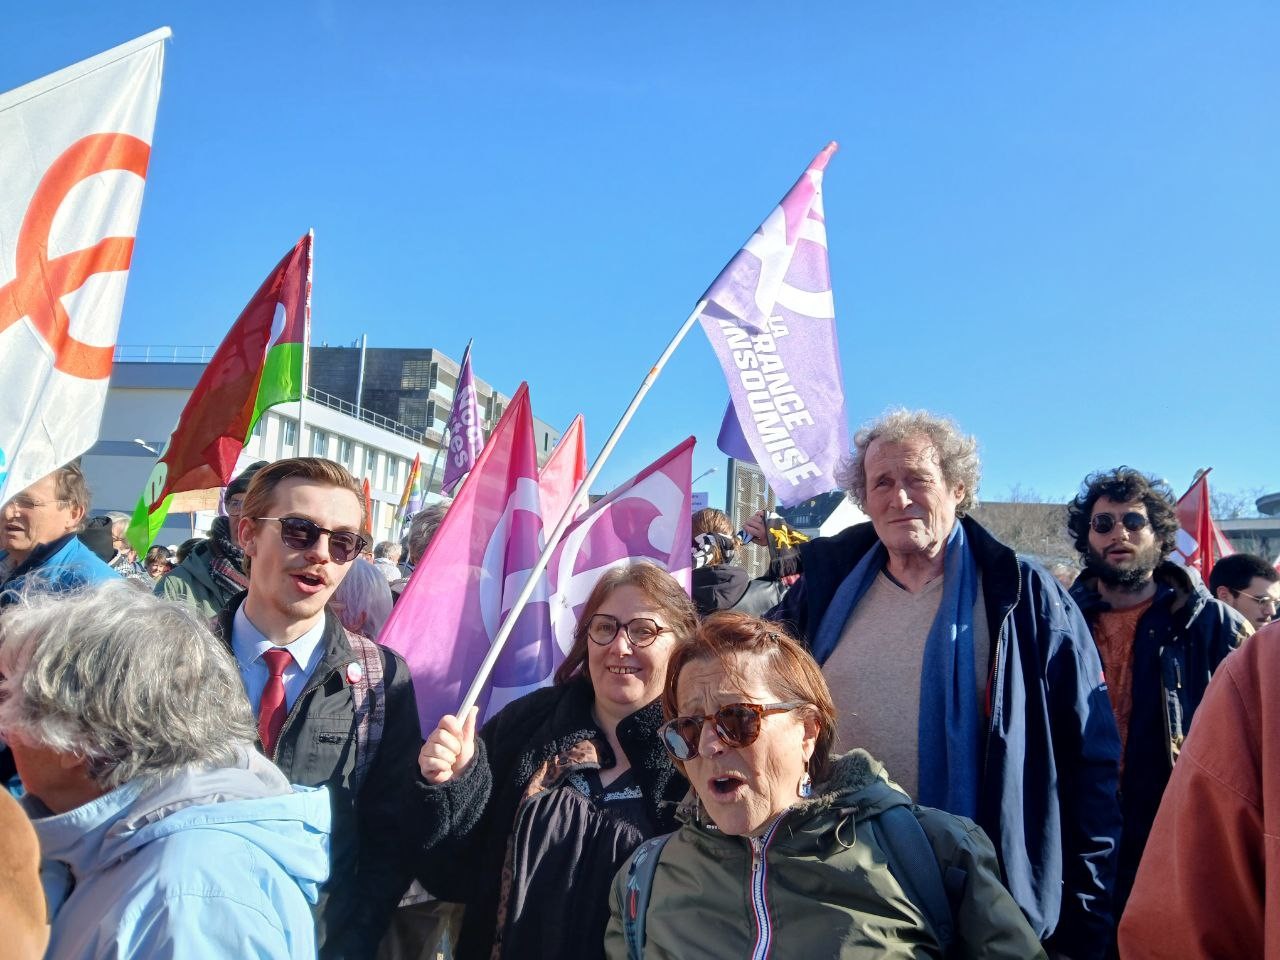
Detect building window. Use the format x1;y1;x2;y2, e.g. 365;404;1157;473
312;429;328;457
364;448;378;476
252;416;265;438
338;437;353;466
281;418;297;449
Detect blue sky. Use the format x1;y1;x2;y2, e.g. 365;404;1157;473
6;3;1279;509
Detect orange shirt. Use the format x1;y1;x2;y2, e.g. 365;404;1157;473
1091;597;1154;773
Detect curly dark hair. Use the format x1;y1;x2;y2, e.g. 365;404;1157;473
1066;467;1180;560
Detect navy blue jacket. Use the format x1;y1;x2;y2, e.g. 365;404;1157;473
1070;562;1247;912
771;515;1122;959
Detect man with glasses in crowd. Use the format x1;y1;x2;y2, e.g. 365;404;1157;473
1067;466;1249;917
1207;551;1280;631
0;462;116;603
218;456;423;959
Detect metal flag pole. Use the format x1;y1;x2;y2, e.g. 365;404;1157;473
458;298;707;715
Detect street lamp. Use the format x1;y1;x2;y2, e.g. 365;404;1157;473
692;466;717;486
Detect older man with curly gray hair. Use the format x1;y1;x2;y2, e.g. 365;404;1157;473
0;581;330;959
769;408;1121;959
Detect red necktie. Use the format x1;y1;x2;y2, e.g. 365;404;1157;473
258;648;293;756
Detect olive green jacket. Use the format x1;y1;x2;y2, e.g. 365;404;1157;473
606;750;1045;960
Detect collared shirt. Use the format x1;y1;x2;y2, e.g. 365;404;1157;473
231;605;328;714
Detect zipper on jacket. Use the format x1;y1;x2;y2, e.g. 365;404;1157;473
747;817;784;960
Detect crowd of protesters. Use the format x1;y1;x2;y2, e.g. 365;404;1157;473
0;408;1275;959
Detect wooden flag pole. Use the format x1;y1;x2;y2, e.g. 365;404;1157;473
458;299;707;716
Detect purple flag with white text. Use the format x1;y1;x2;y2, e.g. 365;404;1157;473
442;340;484;493
696;142;848;507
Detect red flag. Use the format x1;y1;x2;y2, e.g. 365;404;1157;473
1172;470;1235;579
538;414;586;530
127;235;311;554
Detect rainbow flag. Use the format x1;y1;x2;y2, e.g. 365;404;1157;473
396;452;423;524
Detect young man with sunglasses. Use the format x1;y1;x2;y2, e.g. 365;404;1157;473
220;457;423;960
1067;466;1249;918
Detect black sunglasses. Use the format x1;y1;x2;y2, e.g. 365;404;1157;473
256;517;368;564
1089;511;1149;535
659;701;806;761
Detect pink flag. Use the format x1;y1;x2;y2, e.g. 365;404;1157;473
545;437;694;666
442;339;484;493
379;383;551;734
539;414;586;530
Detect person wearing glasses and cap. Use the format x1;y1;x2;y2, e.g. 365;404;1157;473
607;613;1044;959
216;457;424;960
1066;466;1250;920
413;562;698;960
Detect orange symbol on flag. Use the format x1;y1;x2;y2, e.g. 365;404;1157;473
0;132;151;380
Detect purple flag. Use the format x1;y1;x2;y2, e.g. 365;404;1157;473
442;339;484;493
379;384;551;734
696;142;848;507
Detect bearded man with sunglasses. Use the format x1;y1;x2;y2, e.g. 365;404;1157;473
218;457;424;960
1066;466;1249;921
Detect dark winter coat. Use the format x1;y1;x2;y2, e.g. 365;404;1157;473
215;595;424;960
690;564;786;618
770;516;1122;960
1069;561;1248;910
415;678;686;960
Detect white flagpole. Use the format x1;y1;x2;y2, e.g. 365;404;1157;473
297;228;314;455
458;299;707;715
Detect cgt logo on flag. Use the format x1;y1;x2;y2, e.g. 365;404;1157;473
0;133;150;379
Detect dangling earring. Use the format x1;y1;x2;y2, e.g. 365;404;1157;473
798;770;813;799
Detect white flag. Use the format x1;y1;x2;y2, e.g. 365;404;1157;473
0;28;169;502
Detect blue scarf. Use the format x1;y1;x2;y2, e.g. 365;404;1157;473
811;522;980;818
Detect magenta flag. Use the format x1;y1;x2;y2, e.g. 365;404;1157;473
544;437;694;668
442;339;484;493
380;383;551;734
697;142;848;507
538;414;586;531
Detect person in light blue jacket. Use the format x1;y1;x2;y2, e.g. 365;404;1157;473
0;580;330;959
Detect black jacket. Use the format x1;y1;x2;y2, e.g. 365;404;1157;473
216;595;424;960
770;516;1122;960
1069;561;1248;909
690;564;786;618
415;679;686;960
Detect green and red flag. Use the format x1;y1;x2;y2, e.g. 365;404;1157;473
127;232;312;554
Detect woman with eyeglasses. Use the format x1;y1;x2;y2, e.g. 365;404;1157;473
606;613;1044;960
413;562;699;960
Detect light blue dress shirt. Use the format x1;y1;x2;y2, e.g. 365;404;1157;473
231;605;328;714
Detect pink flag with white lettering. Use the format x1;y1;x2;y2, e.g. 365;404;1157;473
379;383;551;734
545;437;694;665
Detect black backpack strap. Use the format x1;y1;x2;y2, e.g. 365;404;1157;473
873;804;960;955
622;833;673;960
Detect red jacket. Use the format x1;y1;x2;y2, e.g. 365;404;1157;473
1118;626;1280;957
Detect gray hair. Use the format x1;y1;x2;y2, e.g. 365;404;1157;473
104;510;132;537
330;557;393;640
407;499;452;565
0;581;255;790
836;408;981;516
373;540;402;562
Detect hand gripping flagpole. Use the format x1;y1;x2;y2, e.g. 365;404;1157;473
458;299;708;716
